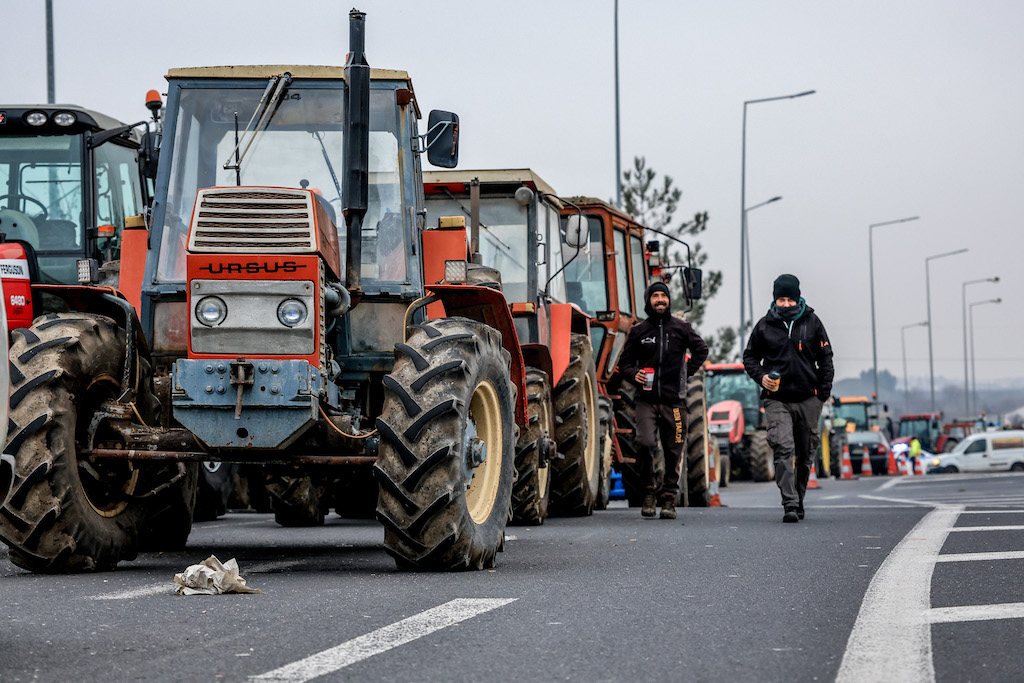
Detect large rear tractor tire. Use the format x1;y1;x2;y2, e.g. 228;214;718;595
828;430;847;479
374;318;516;571
509;369;553;525
717;441;730;488
267;472;328;527
0;313;189;572
749;429;774;482
685;369;710;507
549;334;601;516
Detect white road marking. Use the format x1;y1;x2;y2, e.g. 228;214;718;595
836;505;962;683
249;598;516;682
86;560;300;600
960;509;1024;514
948;525;1024;532
927;602;1024;623
936;550;1024;562
821;495;845;500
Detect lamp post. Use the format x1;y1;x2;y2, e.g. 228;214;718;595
969;298;1002;414
962;277;999;413
744;196;782;323
901;321;928;413
739;89;815;339
868;216;919;398
925;248;969;411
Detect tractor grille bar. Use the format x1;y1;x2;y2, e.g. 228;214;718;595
189;188;318;253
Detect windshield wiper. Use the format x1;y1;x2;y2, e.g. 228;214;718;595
222;72;293;178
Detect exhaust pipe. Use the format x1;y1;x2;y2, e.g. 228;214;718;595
343;9;370;308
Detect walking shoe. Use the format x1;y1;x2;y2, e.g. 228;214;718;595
783;508;799;523
660;501;677;520
797;505;805;520
641;493;657;518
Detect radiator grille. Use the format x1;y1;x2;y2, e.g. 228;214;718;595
189;188;318;253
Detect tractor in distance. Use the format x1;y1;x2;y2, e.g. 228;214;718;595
705;362;772;483
422;169;601;524
0;9;526;573
555;197;711;508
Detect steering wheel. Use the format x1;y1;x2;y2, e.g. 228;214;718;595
0;193;48;220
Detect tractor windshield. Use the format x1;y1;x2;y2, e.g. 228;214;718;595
834;403;870;430
0;134;144;283
559;213;607;314
706;370;761;431
156;85;406;283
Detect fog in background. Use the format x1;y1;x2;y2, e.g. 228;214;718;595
3;0;1021;411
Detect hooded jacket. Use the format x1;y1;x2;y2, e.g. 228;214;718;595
743;301;834;403
618;284;709;403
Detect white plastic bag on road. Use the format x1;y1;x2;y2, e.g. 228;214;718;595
174;555;263;595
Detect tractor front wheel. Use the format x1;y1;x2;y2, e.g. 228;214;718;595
548;333;600;516
509;368;553;525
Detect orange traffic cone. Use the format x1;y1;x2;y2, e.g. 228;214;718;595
807;460;820;489
914;456;926;476
840;445;854;480
887;448;899;475
903;455;914;476
860;447;874;477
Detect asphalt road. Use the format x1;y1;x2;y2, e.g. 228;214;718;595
2;472;1022;682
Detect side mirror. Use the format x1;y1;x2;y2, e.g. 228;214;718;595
564;214;588;249
141;130;160;180
683;266;702;300
426;110;459;168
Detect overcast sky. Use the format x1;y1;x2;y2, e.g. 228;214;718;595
3;0;1021;389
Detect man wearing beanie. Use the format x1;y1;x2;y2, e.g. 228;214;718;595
618;282;708;519
743;274;833;523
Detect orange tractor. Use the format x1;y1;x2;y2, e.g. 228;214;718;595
0;10;561;572
556;198;711;507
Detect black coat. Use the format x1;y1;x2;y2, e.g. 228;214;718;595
618;315;709;404
743;304;834;403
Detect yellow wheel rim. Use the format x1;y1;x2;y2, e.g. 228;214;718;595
582;372;598;479
465;380;503;525
537;394;551;495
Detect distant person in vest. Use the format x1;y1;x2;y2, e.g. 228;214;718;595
743;274;834;523
618;282;708;520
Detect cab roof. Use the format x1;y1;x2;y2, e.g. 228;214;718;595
0;105;128;132
423;169;559;205
165;66;420;117
560;196;643;227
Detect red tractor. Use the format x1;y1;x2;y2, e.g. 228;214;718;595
705;363;772;483
556;197;710;507
0;10;559;573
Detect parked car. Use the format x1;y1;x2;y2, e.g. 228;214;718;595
846;430;892;475
927;430;1024;473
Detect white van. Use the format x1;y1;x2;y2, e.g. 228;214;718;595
929;430;1024;473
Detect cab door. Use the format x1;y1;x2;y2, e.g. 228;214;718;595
959;437;988;472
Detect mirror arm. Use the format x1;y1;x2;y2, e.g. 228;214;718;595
87;120;148;149
538;194;584;298
414;120;454;155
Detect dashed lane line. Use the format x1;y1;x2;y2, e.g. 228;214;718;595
947;525;1024;532
936;550;1024;562
836;505;962;683
927;602;1024;624
960;509;1024;514
85;559;300;600
249;598;516;682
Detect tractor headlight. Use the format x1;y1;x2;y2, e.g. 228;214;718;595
195;296;228;326
53;111;77;127
277;299;307;327
24;111;47;126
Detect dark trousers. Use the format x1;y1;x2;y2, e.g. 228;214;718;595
764;397;823;509
635;400;688;501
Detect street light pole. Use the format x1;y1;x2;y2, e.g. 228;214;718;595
46;0;55;104
969;298;1002;414
613;0;622;210
868;216;919;397
744;196;782;324
739;89;815;340
925;248;969;411
962;277;999;413
901;321;928;413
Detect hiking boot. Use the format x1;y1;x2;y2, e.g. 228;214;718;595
660;501;677;519
797;505;805;520
783;508;799;523
641;493;657;518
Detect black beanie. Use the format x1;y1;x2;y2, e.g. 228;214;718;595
644;282;671;318
773;274;800;300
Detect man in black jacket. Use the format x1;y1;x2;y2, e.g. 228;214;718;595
618;282;709;519
743;274;834;523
